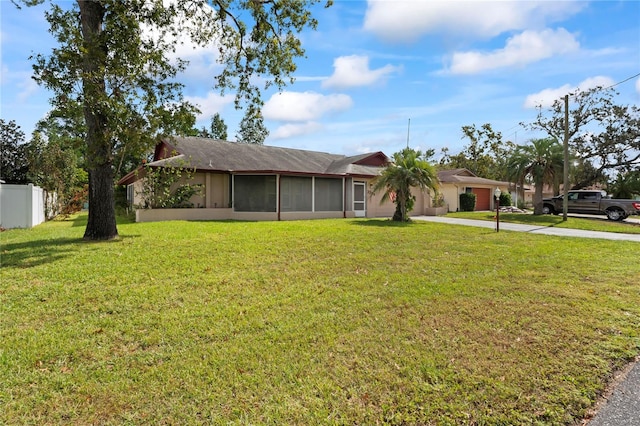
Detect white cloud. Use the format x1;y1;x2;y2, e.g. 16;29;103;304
636;77;640;95
322;55;400;89
524;76;615;108
271;122;324;139
184;91;234;119
449;28;579;74
1;64;41;103
0;64;11;87
17;77;41;102
263;91;353;122
363;0;584;42
141;1;221;79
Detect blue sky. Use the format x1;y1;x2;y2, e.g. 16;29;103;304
2;1;639;160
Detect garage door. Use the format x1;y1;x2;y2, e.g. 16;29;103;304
472;188;491;210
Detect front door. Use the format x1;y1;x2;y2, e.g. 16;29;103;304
353;182;366;217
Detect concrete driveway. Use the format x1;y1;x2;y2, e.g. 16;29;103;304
412;215;640;242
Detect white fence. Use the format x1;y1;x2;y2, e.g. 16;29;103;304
0;184;48;229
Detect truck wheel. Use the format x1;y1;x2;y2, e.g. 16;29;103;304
606;208;626;221
542;205;554;215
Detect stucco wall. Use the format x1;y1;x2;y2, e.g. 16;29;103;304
440;184;461;212
410;188;434;216
137;208;234;222
207;173;229;208
366;184;433;218
280;211;344;220
184;173;206;208
367;188;395;218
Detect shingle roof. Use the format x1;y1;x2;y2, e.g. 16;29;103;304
118;137;389;185
437;168;510;186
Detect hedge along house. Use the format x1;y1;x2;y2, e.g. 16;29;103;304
437;168;510;212
118;137;410;222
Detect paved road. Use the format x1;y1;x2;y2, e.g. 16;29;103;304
412;215;640;242
413;215;640;424
588;360;640;425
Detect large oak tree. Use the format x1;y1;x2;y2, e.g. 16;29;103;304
523;86;640;185
19;0;329;240
439;123;515;181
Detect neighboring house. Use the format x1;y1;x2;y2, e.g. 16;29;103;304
119;137;427;222
522;184;555;208
437;168;510;212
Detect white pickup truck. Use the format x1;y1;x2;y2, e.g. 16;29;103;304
542;190;640;221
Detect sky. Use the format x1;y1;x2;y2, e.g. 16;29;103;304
1;0;639;161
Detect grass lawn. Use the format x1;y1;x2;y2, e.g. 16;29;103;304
447;211;640;234
1;213;639;425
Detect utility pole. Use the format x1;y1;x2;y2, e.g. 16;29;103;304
563;94;569;221
406;118;411;148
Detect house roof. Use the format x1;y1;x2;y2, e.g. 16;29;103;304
118;137;389;185
437;168;511;187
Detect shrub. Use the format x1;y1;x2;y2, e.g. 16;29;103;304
136;161;203;209
499;192;512;207
459;192;476;211
432;191;446;208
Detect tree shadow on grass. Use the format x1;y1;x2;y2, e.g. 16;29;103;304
350;218;416;228
0;236;136;269
0;238;83;269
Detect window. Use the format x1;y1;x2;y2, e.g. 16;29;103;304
234;175;276;212
280;176;312;212
315;178;343;211
127;184;135;205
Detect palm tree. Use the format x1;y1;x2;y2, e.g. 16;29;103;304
608;171;640;199
372;148;439;222
507;138;563;215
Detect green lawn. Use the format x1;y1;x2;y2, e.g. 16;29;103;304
1;214;639;425
447;211;640;234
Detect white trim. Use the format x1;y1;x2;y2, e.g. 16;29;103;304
353;181;366;217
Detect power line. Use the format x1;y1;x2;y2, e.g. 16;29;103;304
569;71;640;98
604;71;640;90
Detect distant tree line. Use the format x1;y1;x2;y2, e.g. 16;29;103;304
4;83;637;221
437;86;640;213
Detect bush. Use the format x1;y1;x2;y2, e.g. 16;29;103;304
499;192;512;207
136;162;203;209
432;191;446;208
459;193;476;212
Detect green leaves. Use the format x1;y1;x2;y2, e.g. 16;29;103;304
372;148;439;222
525;86;640;180
21;0;329;239
0;119;29;184
507;138;563;214
136;160;203;209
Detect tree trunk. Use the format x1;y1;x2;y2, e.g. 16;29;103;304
533;180;544;215
392;202;403;221
78;0;118;240
84;166;118;240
